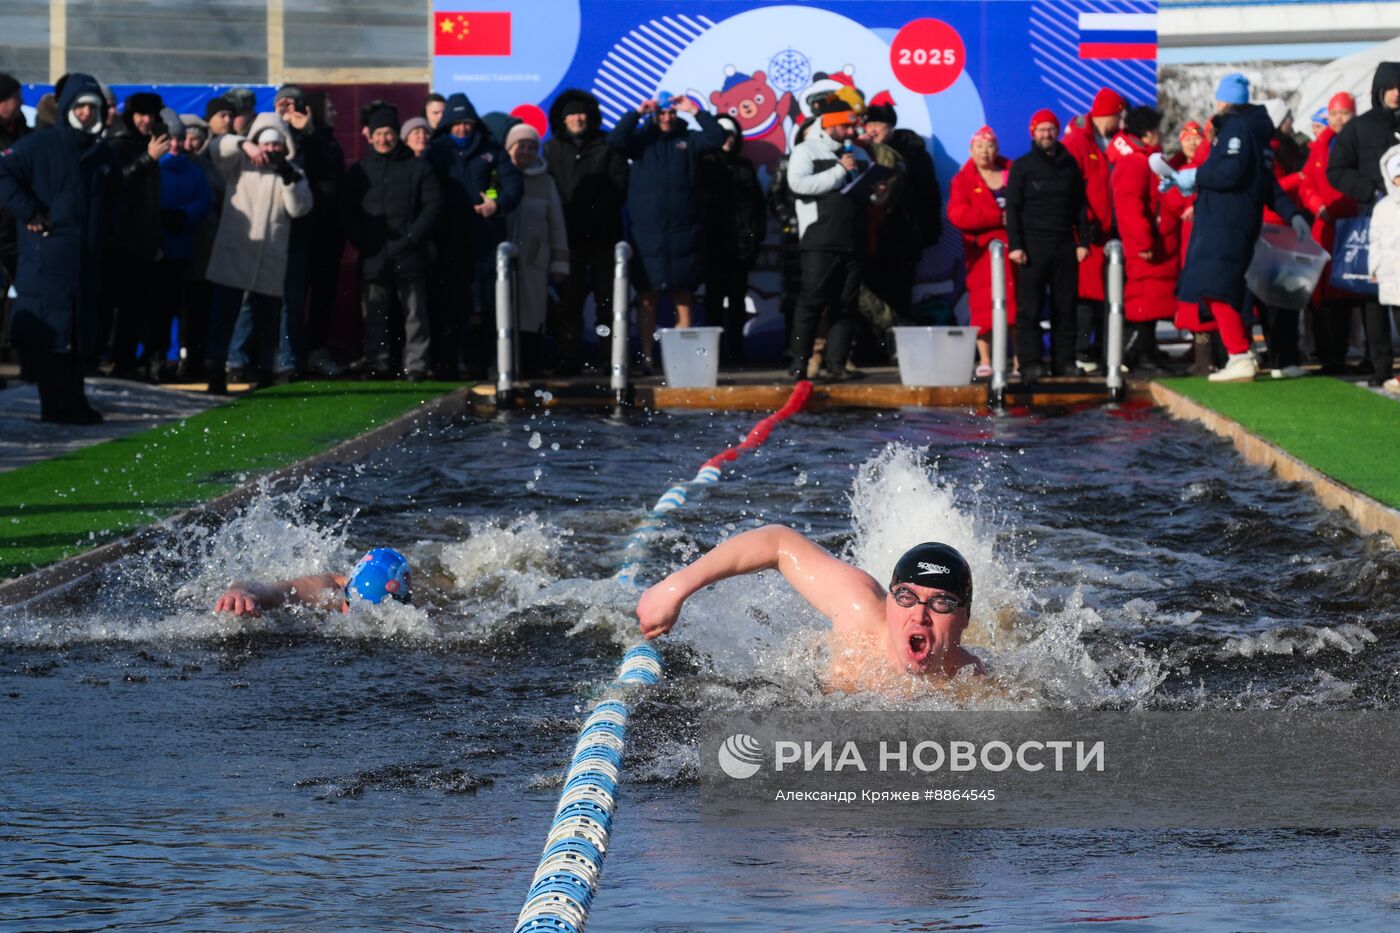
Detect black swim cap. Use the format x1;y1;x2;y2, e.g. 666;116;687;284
889;542;973;607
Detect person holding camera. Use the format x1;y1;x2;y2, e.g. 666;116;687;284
104;91;171;380
203;112;312;393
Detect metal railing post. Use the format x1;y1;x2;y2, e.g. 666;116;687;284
495;242;518;403
610;241;633;405
1104;239;1125;403
989;239;1009;409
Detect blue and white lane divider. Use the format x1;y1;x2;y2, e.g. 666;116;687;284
515;383;812;933
615;464;721;586
514;648;661;932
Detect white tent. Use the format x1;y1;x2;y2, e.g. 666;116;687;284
1292;35;1400;135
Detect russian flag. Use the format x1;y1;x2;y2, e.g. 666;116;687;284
1078;13;1157;60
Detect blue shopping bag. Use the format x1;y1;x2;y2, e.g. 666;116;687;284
1329;214;1380;297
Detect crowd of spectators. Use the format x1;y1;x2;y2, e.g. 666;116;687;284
2;62;1399;423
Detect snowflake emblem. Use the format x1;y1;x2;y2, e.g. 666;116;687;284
767;48;811;93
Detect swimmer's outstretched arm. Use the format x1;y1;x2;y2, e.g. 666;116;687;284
213;574;348;616
637;525;883;639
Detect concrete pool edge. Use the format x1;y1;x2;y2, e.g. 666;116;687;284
1150;381;1400;546
0;386;475;609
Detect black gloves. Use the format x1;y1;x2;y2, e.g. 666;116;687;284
268;152;299;185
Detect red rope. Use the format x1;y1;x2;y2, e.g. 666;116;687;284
700;380;814;470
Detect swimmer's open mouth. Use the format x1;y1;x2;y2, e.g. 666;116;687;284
907;633;930;664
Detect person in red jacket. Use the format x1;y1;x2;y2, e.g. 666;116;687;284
946;125;1018;377
1109;106;1179;373
1299;92;1359;374
1162;122;1214;339
1062;87;1126;374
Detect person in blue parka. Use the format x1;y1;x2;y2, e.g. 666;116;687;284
607;93;726;370
0;73;122;424
152;107;212;383
1170;72;1306;383
424;93;522;379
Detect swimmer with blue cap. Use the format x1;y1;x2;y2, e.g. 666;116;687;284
213;547;412;616
637;526;984;693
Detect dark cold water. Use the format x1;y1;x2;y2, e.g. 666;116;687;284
4;404;1400;931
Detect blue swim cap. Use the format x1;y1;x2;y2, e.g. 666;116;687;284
346;548;412;605
655;90;675;111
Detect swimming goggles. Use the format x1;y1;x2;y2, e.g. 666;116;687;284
890;586;961;615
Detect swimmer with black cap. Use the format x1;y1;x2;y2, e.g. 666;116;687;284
637;526;984;691
213;548;412;616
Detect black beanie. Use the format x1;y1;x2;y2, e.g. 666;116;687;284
866;100;896;126
367;105;399;132
889;542;973;606
205;96;234;120
0;74;19;103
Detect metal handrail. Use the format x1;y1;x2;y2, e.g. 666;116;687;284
989;239;1009;408
1104;239;1125;403
610;242;632;405
495;242;519;402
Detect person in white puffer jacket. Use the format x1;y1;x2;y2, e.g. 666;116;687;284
203;111;313;392
1366;144;1400;393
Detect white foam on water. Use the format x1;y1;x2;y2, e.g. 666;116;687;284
1217;622;1378;659
439;512;569;604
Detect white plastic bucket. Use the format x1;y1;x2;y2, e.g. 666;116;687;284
891;326;978;386
657;327;722;387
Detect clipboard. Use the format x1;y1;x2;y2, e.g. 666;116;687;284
841;162;897;201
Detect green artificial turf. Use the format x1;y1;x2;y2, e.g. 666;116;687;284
1161;376;1400;509
0;381;462;581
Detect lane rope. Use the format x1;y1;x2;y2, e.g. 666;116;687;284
514;382;814;933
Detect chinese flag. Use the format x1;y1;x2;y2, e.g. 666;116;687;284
434;11;512;56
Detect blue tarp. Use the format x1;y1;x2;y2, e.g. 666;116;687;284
20;84;275;116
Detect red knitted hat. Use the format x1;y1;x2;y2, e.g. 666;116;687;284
1090;88;1127;118
1029;109;1059;134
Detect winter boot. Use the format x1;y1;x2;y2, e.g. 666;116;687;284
1208;352;1259;383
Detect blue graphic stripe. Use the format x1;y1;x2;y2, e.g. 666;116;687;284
1079;29;1157;44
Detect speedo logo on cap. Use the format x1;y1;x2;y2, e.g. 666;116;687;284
918;562;951;576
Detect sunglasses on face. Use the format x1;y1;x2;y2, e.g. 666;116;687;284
890;586;961;614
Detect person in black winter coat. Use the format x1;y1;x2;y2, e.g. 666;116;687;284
0;74;121;423
425;92;523;378
861;95;931;321
343;106;442;380
0;73;28;290
1006;109;1091;379
0;73;29;382
608;93;726;368
1327;61;1400;386
250;85;344;378
865;94;942;249
701;116;766;366
766;120;814;357
543;89;629;373
303;90;348;376
103;91;171;379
